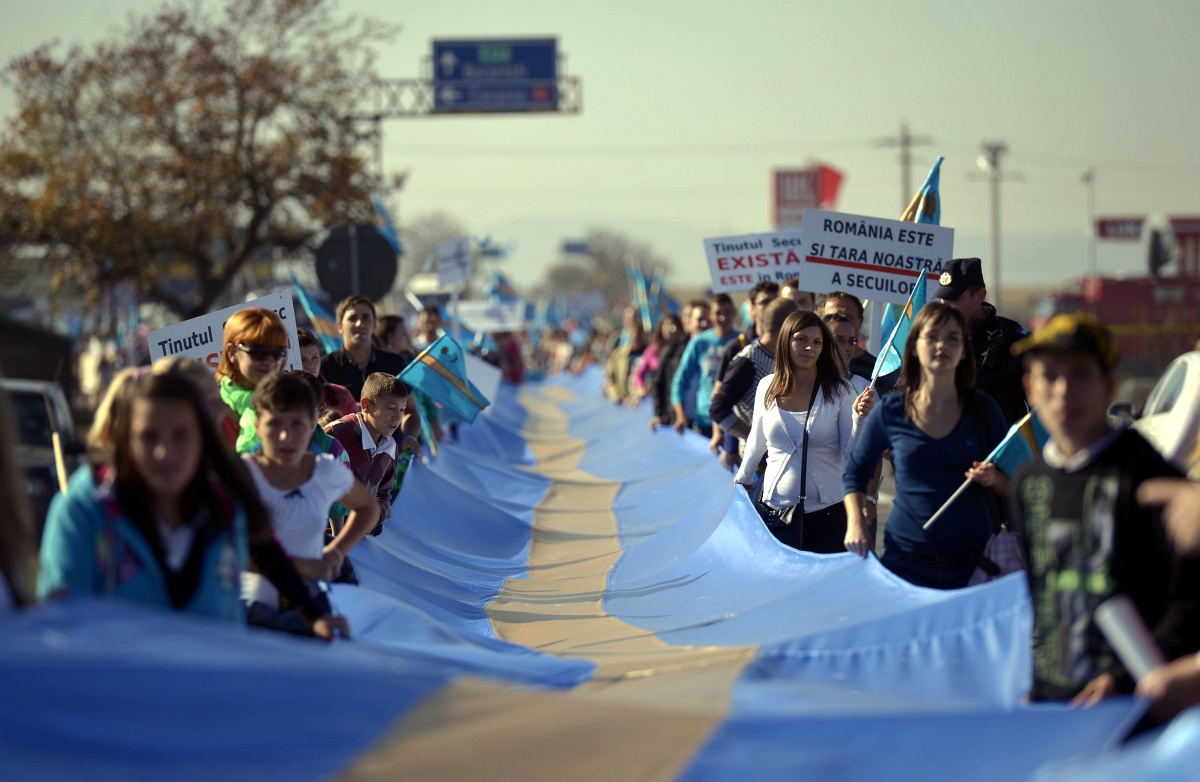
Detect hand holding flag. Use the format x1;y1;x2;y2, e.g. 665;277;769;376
923;410;1037;530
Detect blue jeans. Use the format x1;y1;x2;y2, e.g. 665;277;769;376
880;548;976;590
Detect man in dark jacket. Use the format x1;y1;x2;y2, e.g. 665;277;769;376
935;257;1031;424
648;299;708;429
1008;314;1200;706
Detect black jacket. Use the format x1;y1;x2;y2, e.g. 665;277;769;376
971;303;1031;425
650;334;690;422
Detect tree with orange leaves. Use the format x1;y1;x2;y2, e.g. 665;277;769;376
0;0;397;318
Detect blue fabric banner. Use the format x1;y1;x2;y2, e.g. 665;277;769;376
4;367;1190;781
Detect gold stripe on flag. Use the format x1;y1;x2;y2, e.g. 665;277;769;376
340;384;756;781
417;351;488;408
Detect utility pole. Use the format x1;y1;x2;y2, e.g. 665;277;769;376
876;122;934;210
1081;168;1097;281
970;142;1019;311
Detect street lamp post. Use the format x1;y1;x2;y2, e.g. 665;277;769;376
1082;168;1097;281
977;142;1008;310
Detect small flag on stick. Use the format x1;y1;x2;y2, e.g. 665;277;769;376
398;335;490;423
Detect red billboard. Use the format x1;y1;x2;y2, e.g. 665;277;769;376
773;165;843;230
1097;216;1200;240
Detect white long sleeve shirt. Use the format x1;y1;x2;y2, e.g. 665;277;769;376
734;374;866;511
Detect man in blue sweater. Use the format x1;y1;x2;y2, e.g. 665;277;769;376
671;293;738;439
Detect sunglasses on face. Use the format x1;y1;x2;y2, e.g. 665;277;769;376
236;343;288;362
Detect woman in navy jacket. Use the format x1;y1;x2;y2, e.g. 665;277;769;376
843;303;1008;589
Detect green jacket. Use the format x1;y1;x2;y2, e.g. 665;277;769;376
219;376;260;454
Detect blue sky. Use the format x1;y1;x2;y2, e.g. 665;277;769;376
3;0;1198;295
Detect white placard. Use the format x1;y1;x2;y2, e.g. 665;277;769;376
436;237;472;288
148;289;302;371
563;292;606;319
457;300;527;333
798;209;954;305
702;230;806;294
463;352;502;414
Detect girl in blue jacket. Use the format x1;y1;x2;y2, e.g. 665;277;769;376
39;371;346;637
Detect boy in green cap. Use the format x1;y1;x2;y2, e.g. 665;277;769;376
1008;313;1200;707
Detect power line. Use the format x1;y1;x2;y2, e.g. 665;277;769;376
388;139;880;157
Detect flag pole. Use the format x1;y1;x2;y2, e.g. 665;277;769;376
869;284;917;393
922;410;1036;530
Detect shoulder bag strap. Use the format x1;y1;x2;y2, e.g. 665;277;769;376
798;382;820;503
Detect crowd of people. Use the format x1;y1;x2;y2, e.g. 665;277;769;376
4;258;1200;727
3;294;460;640
596;259;1200;723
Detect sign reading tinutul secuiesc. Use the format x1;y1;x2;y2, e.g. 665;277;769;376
703;230;806;294
148;289;302;370
799;209;954;305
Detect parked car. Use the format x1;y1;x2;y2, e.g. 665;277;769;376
0;378;82;536
1131;351;1200;478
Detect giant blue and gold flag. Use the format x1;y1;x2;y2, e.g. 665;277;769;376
398;335;490;423
6;368;1170;781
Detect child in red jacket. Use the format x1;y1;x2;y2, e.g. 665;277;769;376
323;372;411;535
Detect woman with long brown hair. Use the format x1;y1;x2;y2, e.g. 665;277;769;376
735;310;874;552
843;302;1008;588
39;371;346;637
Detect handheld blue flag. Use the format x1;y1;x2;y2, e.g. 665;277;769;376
901;156;944;226
872;272;927;381
372;194;403;256
925;410;1042;529
289;272;342;354
487;270;521;304
992;411;1050;476
398;335;490;423
873;155;944;378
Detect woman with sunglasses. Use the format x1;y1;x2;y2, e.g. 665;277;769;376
216;307;290;453
843;303;1008;589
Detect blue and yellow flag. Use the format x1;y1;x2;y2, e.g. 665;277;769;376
398;335;490;423
289;273;341;354
873;272;927;381
900;155;943;226
993;410;1050;475
372;194;403;256
487;269;521;304
877;155;945;369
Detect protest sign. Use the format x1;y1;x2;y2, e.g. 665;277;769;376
457;300;527;333
703;230;806;294
798;209;953;305
148;289;302;370
563;292;606;319
437;237;472;288
463;352;503;416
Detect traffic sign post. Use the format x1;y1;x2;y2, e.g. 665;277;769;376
432;38;558;113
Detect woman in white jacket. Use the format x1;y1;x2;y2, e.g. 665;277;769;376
734;310;874;552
